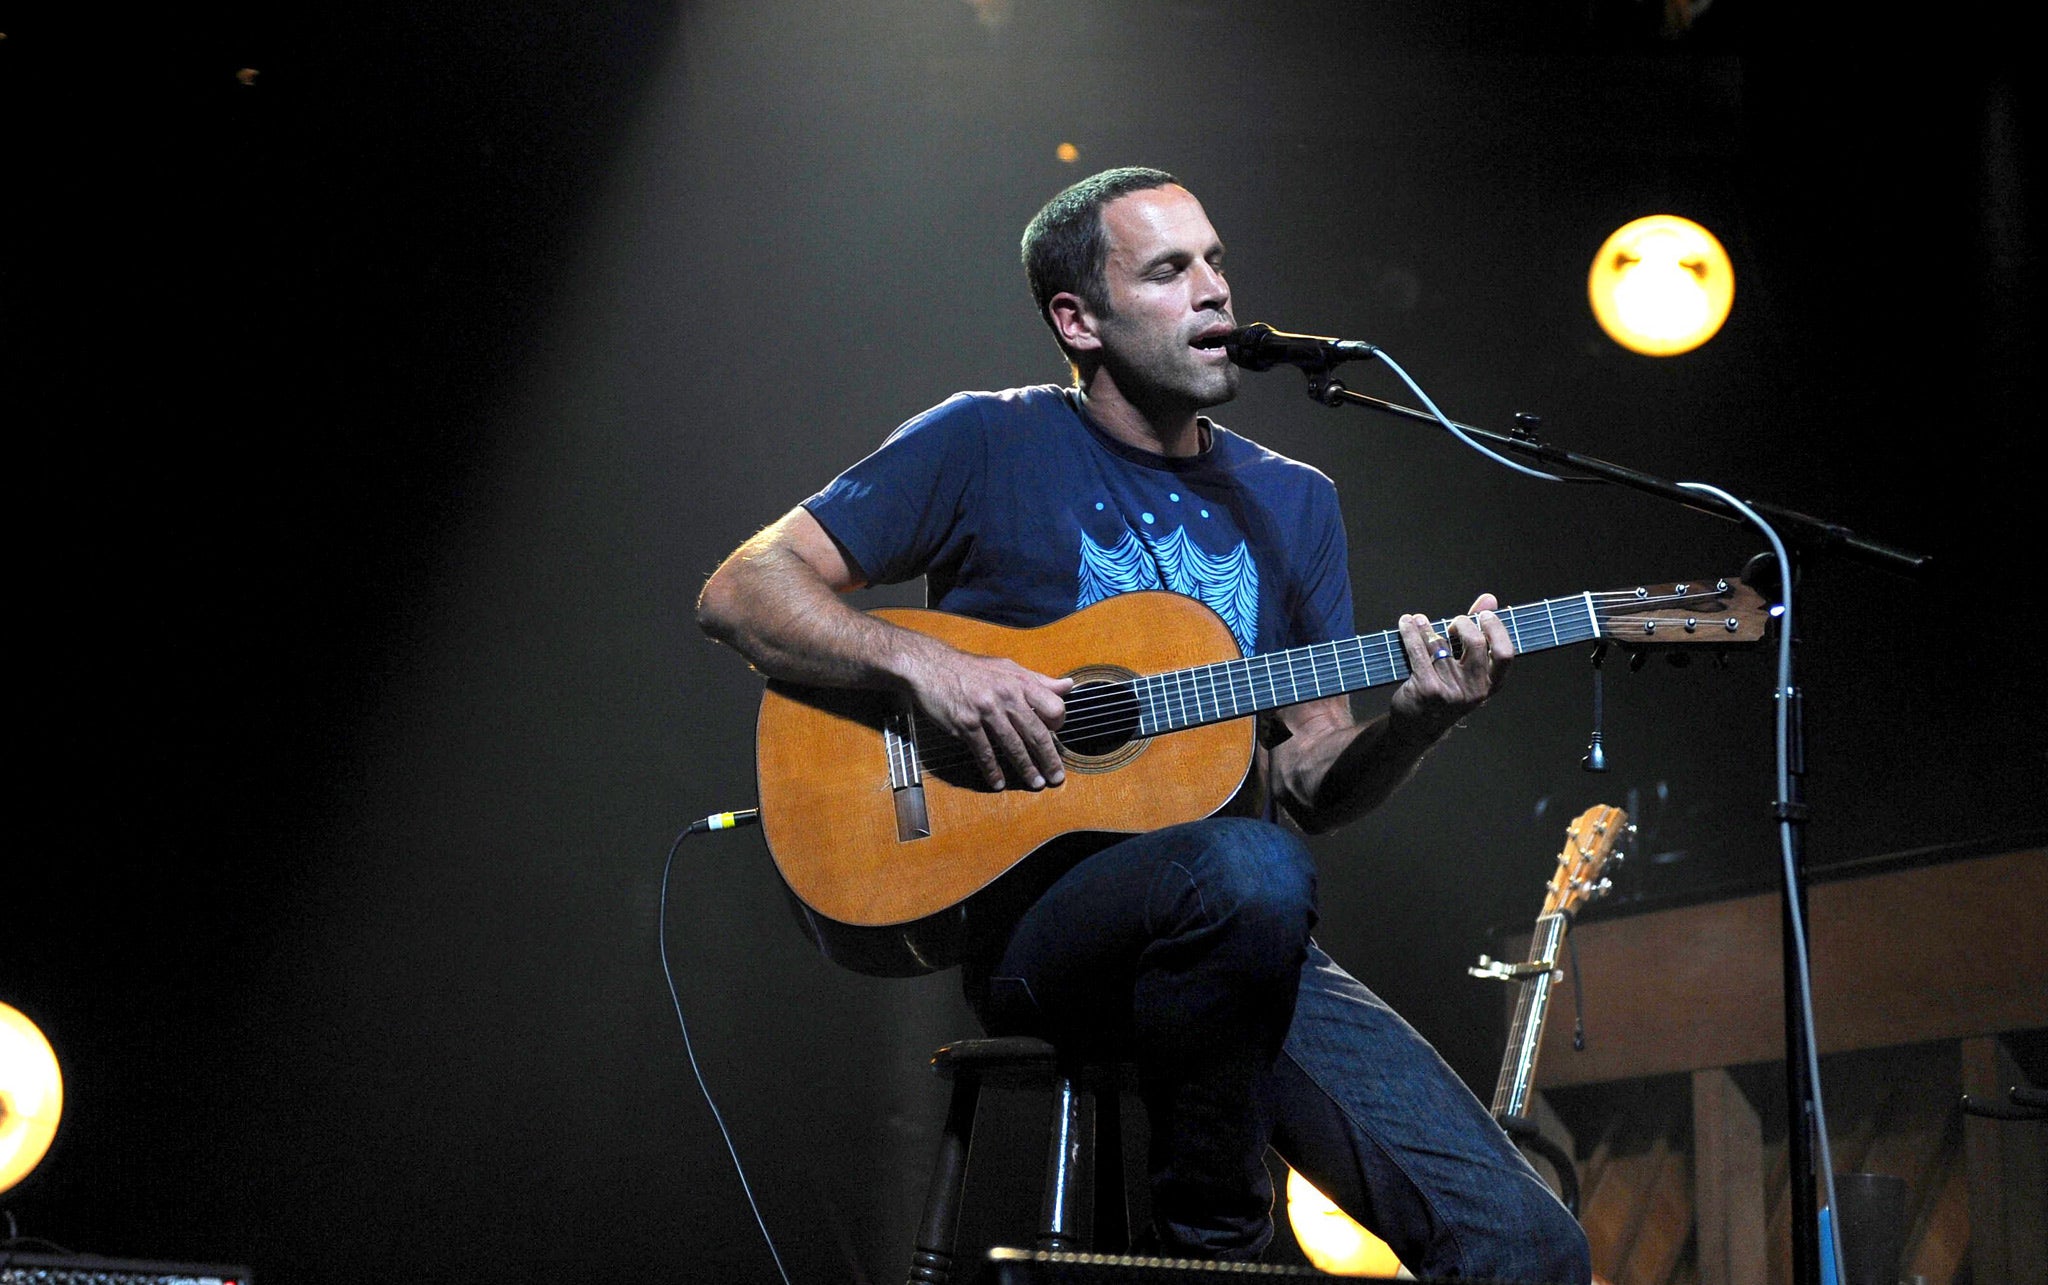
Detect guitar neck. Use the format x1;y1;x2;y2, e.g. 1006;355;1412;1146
1490;913;1569;1120
1135;593;1599;736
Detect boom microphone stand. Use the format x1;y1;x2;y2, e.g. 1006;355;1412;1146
1285;356;1929;1285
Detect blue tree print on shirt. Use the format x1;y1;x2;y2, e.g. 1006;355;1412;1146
1077;525;1260;656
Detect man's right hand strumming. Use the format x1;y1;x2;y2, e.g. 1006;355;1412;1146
893;644;1071;792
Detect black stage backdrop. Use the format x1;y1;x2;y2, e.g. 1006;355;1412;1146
8;3;2041;1282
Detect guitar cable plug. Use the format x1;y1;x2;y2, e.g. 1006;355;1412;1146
686;807;761;834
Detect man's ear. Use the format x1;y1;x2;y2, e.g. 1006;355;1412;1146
1048;291;1104;356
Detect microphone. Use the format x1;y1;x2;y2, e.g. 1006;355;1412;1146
1223;323;1380;372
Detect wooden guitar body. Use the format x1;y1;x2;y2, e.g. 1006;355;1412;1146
756;592;1255;975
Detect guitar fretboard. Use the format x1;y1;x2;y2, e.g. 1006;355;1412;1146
1133;592;1600;736
1492;912;1569;1120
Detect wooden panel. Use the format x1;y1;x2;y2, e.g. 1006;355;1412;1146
1907;1143;1970;1285
1692;1068;1765;1285
1537;849;2047;1088
1963;1035;2048;1285
1549;1042;2010;1285
1574;1078;1695;1285
1620;1145;1692;1285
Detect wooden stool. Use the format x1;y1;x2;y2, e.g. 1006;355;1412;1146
907;1036;1133;1285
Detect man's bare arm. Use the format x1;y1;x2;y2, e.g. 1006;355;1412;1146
1269;596;1515;834
696;507;1072;791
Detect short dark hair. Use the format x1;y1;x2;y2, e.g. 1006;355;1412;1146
1021;166;1180;359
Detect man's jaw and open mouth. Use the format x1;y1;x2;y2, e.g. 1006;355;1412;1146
1191;323;1236;361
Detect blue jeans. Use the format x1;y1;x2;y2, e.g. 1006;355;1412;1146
965;817;1590;1283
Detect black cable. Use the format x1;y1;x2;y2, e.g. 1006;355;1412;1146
657;809;792;1285
1565;930;1588;1053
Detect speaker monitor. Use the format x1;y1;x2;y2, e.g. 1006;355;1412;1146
0;1251;251;1285
985;1247;1574;1284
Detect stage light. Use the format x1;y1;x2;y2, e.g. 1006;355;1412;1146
1588;214;1734;356
0;1001;64;1194
1285;1165;1406;1276
1056;142;1080;164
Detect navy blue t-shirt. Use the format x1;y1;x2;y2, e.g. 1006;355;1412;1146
804;385;1353;657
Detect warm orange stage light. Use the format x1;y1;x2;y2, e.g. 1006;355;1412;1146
0;1001;64;1194
1588;214;1734;356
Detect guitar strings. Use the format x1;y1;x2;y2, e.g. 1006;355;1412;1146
912;610;1729;772
910;594;1740;770
895;588;1752;779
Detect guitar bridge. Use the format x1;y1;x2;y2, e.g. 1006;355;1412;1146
894;784;930;842
885;705;931;843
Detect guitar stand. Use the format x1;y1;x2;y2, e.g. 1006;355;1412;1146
1498;1112;1582;1218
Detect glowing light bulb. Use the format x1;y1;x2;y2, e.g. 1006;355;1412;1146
1588;215;1734;356
0;1002;63;1194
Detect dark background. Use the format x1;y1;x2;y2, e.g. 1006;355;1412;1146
7;2;2041;1281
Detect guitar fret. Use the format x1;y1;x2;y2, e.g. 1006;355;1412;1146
1541;597;1561;649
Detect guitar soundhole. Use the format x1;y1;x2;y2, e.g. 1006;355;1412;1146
1058;677;1146;770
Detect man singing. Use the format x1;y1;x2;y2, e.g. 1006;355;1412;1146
697;166;1589;1280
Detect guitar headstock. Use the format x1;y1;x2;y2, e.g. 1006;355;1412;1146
1543;804;1630;918
1593;577;1770;650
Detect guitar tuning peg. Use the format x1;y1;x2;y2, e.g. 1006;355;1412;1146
1626;822;1638;839
1595;877;1613;897
1627;650;1648;673
1609;850;1626;865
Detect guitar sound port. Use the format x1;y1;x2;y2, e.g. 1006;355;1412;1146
1057;678;1145;767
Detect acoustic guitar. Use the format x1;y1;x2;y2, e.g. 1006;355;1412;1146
1466;803;1629;1269
757;579;1763;975
1475;802;1629;1125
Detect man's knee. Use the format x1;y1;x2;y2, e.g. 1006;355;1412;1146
1138;820;1318;1001
1472;1184;1590;1284
1158;818;1317;945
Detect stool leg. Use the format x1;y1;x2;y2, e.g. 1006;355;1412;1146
1038;1072;1086;1252
1091;1081;1129;1253
909;1075;981;1285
